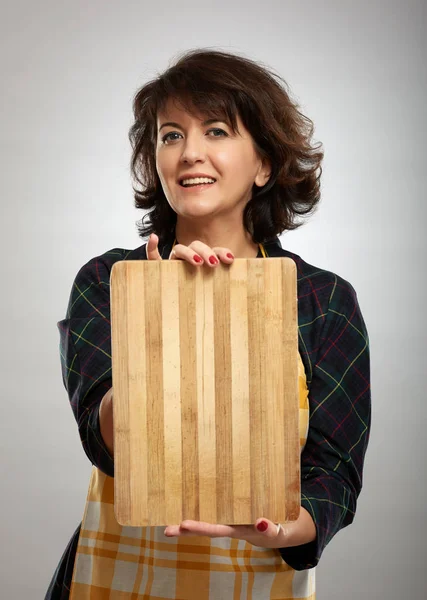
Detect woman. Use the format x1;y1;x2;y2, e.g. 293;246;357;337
46;49;371;599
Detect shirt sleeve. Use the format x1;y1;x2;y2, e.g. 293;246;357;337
57;252;124;477
280;277;371;570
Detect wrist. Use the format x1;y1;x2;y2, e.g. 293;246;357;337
282;506;316;548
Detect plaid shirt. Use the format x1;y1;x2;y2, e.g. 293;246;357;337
46;236;370;598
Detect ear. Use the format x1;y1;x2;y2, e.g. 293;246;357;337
254;158;272;187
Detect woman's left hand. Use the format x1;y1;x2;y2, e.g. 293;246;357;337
164;509;316;548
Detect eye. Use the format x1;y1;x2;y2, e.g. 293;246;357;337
161;131;182;144
208;128;228;137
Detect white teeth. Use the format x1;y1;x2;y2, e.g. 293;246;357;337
181;177;216;186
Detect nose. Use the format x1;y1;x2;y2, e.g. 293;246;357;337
180;132;206;164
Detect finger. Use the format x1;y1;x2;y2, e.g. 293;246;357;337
146;233;162;261
183;241;220;268
179;242;235;267
164;520;239;538
169;244;205;266
164;521;234;538
255;518;287;540
211;247;235;264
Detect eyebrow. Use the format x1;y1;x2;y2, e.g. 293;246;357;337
158;118;227;132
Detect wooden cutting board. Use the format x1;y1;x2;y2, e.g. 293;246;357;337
110;257;300;527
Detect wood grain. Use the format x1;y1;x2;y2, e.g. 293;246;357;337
110;257;300;526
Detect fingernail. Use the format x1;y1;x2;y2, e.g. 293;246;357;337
226;253;234;259
194;255;203;263
256;520;268;532
209;255;218;265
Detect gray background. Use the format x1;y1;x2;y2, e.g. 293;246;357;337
1;0;426;597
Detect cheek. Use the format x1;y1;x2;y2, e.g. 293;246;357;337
218;144;254;170
227;153;253;179
213;149;241;175
155;154;171;184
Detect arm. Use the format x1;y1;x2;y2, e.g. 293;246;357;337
99;387;114;456
57;251;125;476
280;277;371;570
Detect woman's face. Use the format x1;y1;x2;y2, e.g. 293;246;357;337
155;98;270;222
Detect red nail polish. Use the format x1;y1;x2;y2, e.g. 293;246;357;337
209;255;218;265
194;255;203;263
226;253;234;259
256;520;268;532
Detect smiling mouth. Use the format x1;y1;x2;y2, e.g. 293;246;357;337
179;181;216;188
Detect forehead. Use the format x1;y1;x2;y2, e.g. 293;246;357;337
156;96;235;126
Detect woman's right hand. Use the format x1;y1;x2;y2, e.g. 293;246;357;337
146;233;235;267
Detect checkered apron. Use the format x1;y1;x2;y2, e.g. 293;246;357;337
69;245;315;599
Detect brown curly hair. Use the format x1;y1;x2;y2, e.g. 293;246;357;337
129;48;324;245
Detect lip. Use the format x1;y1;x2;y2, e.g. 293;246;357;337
179;181;216;193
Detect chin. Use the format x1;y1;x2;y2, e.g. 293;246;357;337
175;200;221;217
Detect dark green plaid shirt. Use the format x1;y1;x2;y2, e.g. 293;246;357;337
48;236;370;598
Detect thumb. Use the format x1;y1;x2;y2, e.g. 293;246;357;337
255;518;281;538
146;233;162;261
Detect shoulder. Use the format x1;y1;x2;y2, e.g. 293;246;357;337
74;244;148;284
65;246;146;320
266;239;359;314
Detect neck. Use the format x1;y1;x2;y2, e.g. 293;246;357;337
174;217;259;259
